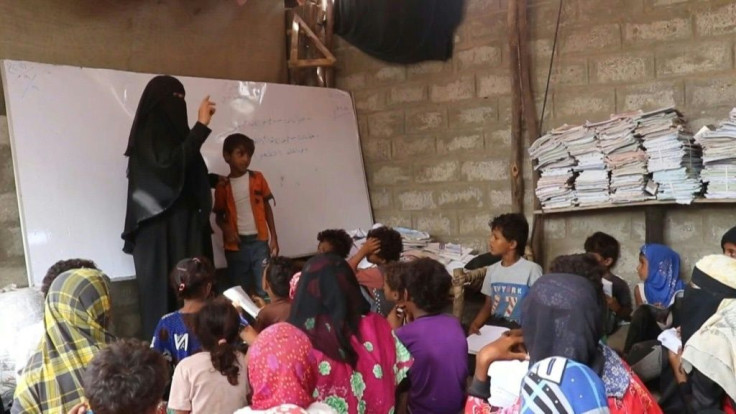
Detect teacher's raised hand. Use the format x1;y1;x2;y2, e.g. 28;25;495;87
198;95;216;125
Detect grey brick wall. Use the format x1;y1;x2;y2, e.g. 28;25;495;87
335;0;736;290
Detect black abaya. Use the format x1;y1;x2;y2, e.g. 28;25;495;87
122;76;213;337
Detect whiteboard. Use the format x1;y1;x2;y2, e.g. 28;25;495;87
1;60;373;285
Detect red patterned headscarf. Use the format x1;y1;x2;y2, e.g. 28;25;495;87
248;323;317;409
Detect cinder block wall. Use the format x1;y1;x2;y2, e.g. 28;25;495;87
334;0;736;289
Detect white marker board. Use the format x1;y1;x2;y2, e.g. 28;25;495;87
1;60;373;285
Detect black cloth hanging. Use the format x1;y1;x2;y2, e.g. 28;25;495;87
334;0;464;64
121;76;212;254
121;75;214;337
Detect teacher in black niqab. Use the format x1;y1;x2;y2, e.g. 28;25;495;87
121;75;216;337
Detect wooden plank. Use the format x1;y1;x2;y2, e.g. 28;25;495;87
516;0;544;263
644;206;665;244
293;14;336;64
507;0;523;214
533;198;736;215
324;0;335;88
288;58;336;68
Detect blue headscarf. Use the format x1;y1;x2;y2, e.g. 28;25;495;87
521;357;610;414
641;244;683;307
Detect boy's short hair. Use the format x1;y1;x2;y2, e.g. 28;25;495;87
317;229;354;259
265;256;296;298
383;261;412;294
404;258;451;314
366;226;403;262
549;253;605;303
489;213;529;257
223;133;255;156
41;258;97;297
84;338;168;414
584;232;621;267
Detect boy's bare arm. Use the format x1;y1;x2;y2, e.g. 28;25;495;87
264;201;279;256
469;296;493;335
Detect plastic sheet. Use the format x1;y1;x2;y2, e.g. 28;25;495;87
0;287;44;407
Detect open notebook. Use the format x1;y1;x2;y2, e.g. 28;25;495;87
223;286;262;318
467;325;510;354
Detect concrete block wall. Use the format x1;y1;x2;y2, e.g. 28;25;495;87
335;0;736;291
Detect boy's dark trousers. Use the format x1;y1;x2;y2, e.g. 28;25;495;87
225;234;269;298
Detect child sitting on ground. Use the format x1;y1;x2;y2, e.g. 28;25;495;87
469;213;543;333
348;226;403;316
385;258;468;414
585;232;633;334
168;297;249;414
151;257;214;373
253;256;296;332
68;339;169;414
316;229;354;258
289;229;354;300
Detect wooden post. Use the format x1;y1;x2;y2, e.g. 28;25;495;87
324;0;335;88
644;206;665;244
516;0;544;264
507;0;524;215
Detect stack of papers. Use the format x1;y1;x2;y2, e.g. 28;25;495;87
638;108;703;204
529;129;576;210
694;108;736;199
394;226;432;249
594;112;653;203
559;125;610;206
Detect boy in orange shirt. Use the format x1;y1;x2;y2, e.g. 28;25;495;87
214;133;278;299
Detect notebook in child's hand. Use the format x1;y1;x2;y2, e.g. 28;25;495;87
657;327;682;353
488;359;530;408
467;325;510;354
223;286;261;318
602;278;613;297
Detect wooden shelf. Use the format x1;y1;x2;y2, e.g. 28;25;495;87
533;198;736;215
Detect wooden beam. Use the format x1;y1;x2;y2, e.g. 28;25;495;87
516;0;544;263
507;0;524;215
324;0;335;87
644;206;665;244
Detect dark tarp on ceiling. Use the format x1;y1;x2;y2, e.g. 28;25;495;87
334;0;465;64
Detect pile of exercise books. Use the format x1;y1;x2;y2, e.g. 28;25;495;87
592;113;653;203
694;108;736;199
638;108;703;204
560;126;609;206
528;130;576;210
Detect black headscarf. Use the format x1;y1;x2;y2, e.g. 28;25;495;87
121;76;211;252
522;274;606;375
288;254;371;367
721;226;736;251
681;256;736;344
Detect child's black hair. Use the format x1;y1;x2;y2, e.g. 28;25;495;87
404;258;451;314
265;256;296;299
169;256;215;301
41;258;97;297
317;229;354;259
550;253;606;308
223;133;255;157
366;226;403;262
584;231;621;268
195;297;243;386
489;213;529;257
383;261;412;295
83;338;168;414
